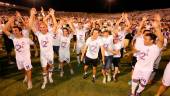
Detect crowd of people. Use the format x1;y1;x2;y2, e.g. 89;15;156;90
0;7;170;96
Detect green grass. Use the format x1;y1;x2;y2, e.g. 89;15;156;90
0;45;170;96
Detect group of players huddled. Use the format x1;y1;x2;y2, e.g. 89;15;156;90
0;8;170;96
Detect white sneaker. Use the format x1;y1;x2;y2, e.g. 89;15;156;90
49;77;53;83
107;75;111;82
41;82;47;89
102;77;106;84
60;71;64;77
70;69;74;75
27;82;32;90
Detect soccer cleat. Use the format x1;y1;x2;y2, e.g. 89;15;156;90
113;76;117;82
41;82;47;89
70;69;74;75
60;71;64;77
128;80;132;85
83;74;88;79
102;77;106;84
48;77;53;83
107;75;111;82
27;82;32;90
135;92;141;96
92;77;96;83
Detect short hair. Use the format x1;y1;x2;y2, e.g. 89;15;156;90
145;33;157;42
13;26;22;32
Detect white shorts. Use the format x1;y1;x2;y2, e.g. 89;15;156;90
153;54;162;69
162;62;170;87
16;58;32;71
132;69;152;85
59;51;70;63
40;53;54;67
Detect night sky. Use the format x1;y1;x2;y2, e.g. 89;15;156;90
1;0;170;13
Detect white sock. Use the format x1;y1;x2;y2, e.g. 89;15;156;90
136;83;145;93
77;56;80;64
131;81;138;94
42;73;47;84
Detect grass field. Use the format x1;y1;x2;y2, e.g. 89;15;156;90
0;44;170;96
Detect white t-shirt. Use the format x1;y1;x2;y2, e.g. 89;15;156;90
135;44;161;71
76;28;87;47
59;34;73;54
52;29;63;46
109;41;122;58
34;31;54;56
9;35;33;59
101;35;113;56
85;36;102;59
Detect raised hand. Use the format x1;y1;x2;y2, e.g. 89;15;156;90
30;8;37;15
49;8;55;16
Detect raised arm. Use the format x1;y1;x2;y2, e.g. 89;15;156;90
29;8;37;33
3;16;15;36
124;13;131;31
48;8;57;32
136;16;147;36
153;14;164;48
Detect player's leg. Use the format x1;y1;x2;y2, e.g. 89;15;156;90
92;58;98;83
83;56;89;79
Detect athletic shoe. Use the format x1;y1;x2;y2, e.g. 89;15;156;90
83;74;88;79
128;80;132;85
70;69;74;75
49;77;53;83
92;77;96;83
27;81;32;90
103;77;106;84
107;75;111;82
41;82;47;89
60;71;64;77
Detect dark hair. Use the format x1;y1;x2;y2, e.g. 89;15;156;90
91;28;100;35
143;30;151;34
62;27;69;31
13;26;22;32
145;33;157;42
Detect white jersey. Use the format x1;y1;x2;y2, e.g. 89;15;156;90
118;31;127;48
9;36;33;59
135;44;161;71
59;34;72;53
9;35;33;70
52;29;62;46
59;34;72;63
101;35;113;56
85;37;102;59
109;41;122;58
76;28;87;48
34;31;54;56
